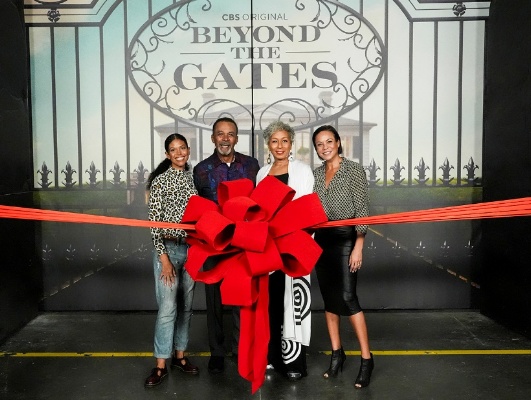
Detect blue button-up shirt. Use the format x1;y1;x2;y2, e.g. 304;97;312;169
193;151;260;203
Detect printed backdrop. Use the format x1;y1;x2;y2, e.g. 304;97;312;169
24;0;489;310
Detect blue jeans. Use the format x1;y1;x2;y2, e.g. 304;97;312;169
153;242;195;359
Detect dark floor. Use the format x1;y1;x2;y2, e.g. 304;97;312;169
1;311;531;400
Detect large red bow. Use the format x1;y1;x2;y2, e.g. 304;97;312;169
182;176;328;393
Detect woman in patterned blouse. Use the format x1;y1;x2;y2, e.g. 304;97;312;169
311;125;374;388
144;133;199;387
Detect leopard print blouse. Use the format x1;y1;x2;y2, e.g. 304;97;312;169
148;167;197;256
313;158;369;235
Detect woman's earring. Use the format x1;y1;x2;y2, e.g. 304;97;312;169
289;151;294;161
267;153;271;164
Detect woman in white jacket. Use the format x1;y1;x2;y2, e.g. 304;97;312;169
256;121;314;381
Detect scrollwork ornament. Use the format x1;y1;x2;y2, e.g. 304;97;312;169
453;2;466;17
47;8;60;23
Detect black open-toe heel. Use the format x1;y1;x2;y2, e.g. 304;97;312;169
323;347;346;378
355;352;374;388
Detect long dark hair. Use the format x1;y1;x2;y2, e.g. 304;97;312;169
311;125;343;159
146;133;190;190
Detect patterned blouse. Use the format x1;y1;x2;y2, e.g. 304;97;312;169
313;158;369;235
149;167;197;256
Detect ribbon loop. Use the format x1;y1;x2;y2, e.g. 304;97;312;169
218;178;255;207
275;230;323;277
269;193;328;238
181;195;218;223
223;196;265;222
245;236;284;276
250;176;295;220
232;221;269;252
195;210;234;251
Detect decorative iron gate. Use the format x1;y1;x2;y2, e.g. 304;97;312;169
25;0;490;310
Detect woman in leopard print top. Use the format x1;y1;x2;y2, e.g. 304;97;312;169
312;125;374;389
144;133;199;387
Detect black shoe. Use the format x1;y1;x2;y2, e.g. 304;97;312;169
355;353;374;388
323;347;346;378
144;367;168;387
286;370;306;381
208;355;224;374
171;356;199;374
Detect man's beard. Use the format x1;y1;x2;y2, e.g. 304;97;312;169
216;143;233;156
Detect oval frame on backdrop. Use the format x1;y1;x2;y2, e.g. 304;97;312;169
127;0;386;130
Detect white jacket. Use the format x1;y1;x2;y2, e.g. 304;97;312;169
256;159;314;200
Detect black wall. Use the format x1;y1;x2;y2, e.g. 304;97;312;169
0;0;41;343
481;0;531;337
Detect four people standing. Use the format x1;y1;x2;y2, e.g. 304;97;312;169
145;121;373;389
256;121;314;381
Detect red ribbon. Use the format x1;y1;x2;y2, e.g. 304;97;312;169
181;176;328;393
2;198;530;230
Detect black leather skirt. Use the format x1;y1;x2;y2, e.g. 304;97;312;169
314;226;362;316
